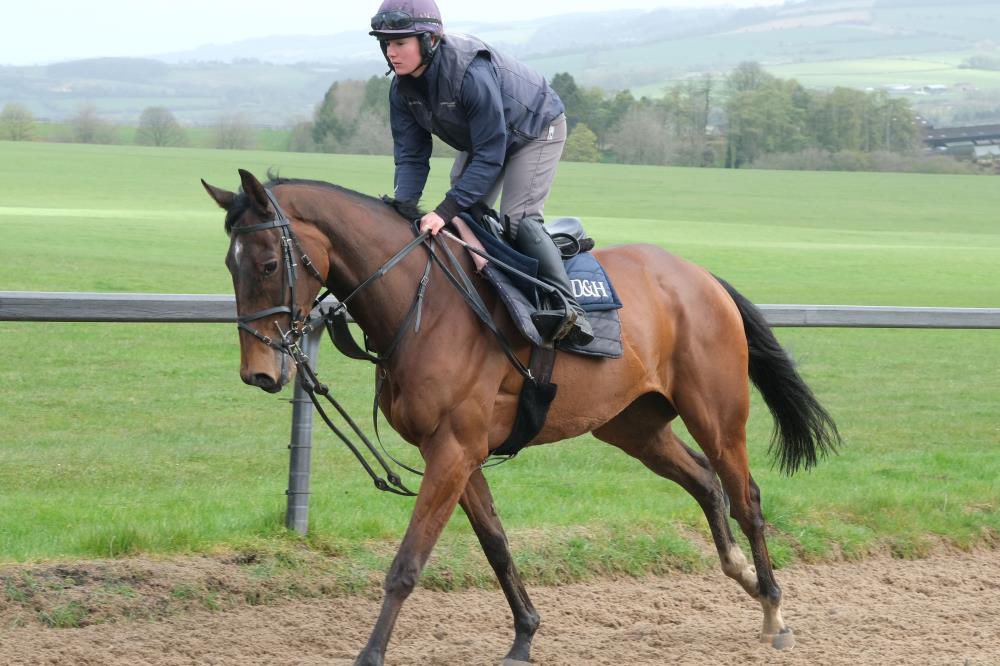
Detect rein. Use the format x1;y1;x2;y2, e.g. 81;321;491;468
232;189;535;496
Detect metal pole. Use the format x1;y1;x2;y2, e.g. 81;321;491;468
285;325;322;535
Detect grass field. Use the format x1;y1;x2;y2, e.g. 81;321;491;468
765;52;1000;91
30;124;294;153
631;50;1000;100
0;141;997;590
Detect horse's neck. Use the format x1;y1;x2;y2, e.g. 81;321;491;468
291;186;439;355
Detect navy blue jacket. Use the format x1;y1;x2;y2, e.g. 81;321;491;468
389;33;565;221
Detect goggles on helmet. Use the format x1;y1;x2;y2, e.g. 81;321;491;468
370;10;441;32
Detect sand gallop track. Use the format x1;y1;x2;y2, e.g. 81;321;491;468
3;550;998;665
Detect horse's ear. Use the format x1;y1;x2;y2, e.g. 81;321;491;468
201;179;235;210
238;169;272;215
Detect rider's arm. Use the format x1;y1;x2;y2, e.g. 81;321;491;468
432;57;506;222
390;83;433;206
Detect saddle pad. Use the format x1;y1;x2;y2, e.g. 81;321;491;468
458;214;623;359
564;252;622;311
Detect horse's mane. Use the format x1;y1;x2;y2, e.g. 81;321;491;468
223;171;425;234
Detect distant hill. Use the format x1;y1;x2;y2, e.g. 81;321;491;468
1;0;998;127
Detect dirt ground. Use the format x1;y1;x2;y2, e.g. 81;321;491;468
2;549;998;666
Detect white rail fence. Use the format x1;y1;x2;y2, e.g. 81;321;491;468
3;291;999;534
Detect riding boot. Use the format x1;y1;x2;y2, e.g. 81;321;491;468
512;215;594;346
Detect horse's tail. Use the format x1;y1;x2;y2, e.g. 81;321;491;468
714;275;841;474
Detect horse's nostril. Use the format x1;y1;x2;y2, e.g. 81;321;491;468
252;373;277;390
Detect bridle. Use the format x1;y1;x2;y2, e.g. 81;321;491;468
230;189;324;352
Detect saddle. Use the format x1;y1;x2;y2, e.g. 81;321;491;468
456;210;624;360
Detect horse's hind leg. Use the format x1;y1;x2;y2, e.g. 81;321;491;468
593;393;792;648
459;469;539;665
673;390;795;649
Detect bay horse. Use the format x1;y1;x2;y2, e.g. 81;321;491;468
202;169;839;665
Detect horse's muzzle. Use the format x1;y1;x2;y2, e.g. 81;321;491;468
241;350;294;393
247;372;282;393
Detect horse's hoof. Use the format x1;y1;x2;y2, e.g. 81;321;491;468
501;659;532;666
760;627;795;650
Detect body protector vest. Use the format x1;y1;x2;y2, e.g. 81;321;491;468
392;33;565;154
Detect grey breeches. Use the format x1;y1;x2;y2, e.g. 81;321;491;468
449;113;566;237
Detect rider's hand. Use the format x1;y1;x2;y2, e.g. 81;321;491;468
419;212;446;236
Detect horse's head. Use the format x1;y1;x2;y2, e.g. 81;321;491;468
202;169;325;393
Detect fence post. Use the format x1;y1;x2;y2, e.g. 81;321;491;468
285;324;323;535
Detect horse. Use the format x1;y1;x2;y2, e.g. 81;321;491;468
202;169;839;666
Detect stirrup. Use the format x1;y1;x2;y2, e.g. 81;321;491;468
531;308;577;342
563;318;594;346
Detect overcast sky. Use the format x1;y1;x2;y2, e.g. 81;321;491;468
1;0;783;65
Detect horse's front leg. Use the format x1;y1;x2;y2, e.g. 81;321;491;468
355;432;479;666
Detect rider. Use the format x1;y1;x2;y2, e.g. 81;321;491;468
369;0;594;346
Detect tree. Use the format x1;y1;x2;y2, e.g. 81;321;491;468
0;102;35;141
135;106;185;147
607;105;674;165
662;75;715;166
70;104;114;144
311;77;396;153
340;113;393;155
550;72;585;130
312;80;365;147
562;123;600;162
727;61;773;94
874;94;918;153
215;114;255;150
288;120;318;152
362;75;392;120
725;78;808;167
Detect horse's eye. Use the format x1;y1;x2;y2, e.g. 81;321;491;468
262;260;278;276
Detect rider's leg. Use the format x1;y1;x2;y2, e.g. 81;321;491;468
498;115;593;346
512;214;594;345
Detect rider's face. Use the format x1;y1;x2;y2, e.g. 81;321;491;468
384;36;424;77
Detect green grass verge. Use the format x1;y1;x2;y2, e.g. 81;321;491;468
0;142;997;588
